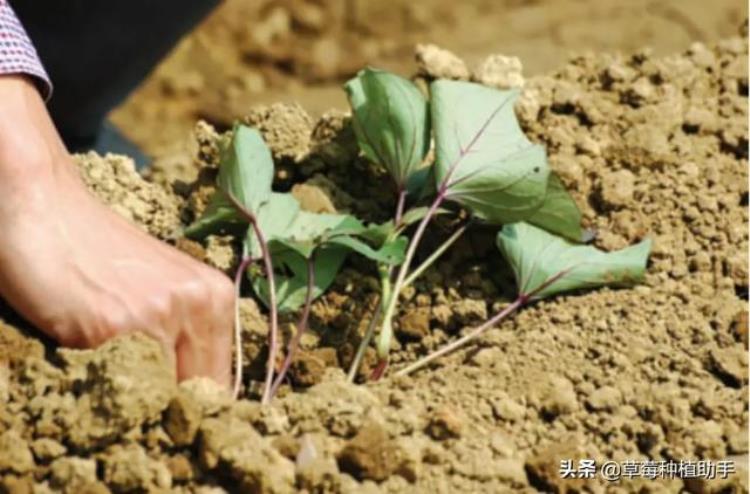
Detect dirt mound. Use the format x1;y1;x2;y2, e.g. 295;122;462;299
112;0;746;162
1;39;748;493
75;152;184;240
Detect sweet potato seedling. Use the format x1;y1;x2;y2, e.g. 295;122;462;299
186;124;406;401
186;125;276;400
186;67;652;403
344;69;592;379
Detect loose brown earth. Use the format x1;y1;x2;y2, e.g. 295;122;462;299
110;0;747;164
1;19;749;494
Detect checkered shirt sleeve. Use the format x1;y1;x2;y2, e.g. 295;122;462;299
0;0;51;98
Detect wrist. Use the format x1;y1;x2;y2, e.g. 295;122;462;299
0;75;68;184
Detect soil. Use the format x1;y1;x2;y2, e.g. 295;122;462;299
1;18;749;494
110;0;747;168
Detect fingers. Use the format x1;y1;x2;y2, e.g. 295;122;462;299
209;276;236;390
174;320;233;391
174;270;235;392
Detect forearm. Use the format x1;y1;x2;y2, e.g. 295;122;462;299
0;75;65;182
0;0;58;179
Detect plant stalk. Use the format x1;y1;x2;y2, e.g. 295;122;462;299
225;192;280;406
370;358;388;380
232;254;255;399
373;137;474;375
248;222;280;405
346;185;406;383
355;97;507;379
346;296;382;382
349;222;466;381
402;221;468;288
347;185;405;382
375;189;447;364
269;255;316;399
394;188;407;225
394;296;525;377
393;266;572;378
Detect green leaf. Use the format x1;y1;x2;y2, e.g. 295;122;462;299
345;68;431;189
253;247;347;313
525;173;585;242
399;206;448;229
361;206;451;247
287;211;365;244
185;124;274;238
431;80;549;224
247;197;409;311
356;221;397;247
184;191;245;239
218;124;274;215
327;235;407;265
405;164;437;201
268;238;317;259
263;209;361;258
267;209;406;265
496;222;652;300
247;193;301;257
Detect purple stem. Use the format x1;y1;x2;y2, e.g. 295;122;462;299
251;222;280;405
373;96;523;378
395;187;407;225
373;106;506;375
370;358;388;380
394;267;572;377
225;193;280;405
349;186;406;383
269;255;316;399
372;187;448;376
397;188;448;285
394;296;526;377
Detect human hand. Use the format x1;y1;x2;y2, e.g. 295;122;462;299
0;75;234;388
